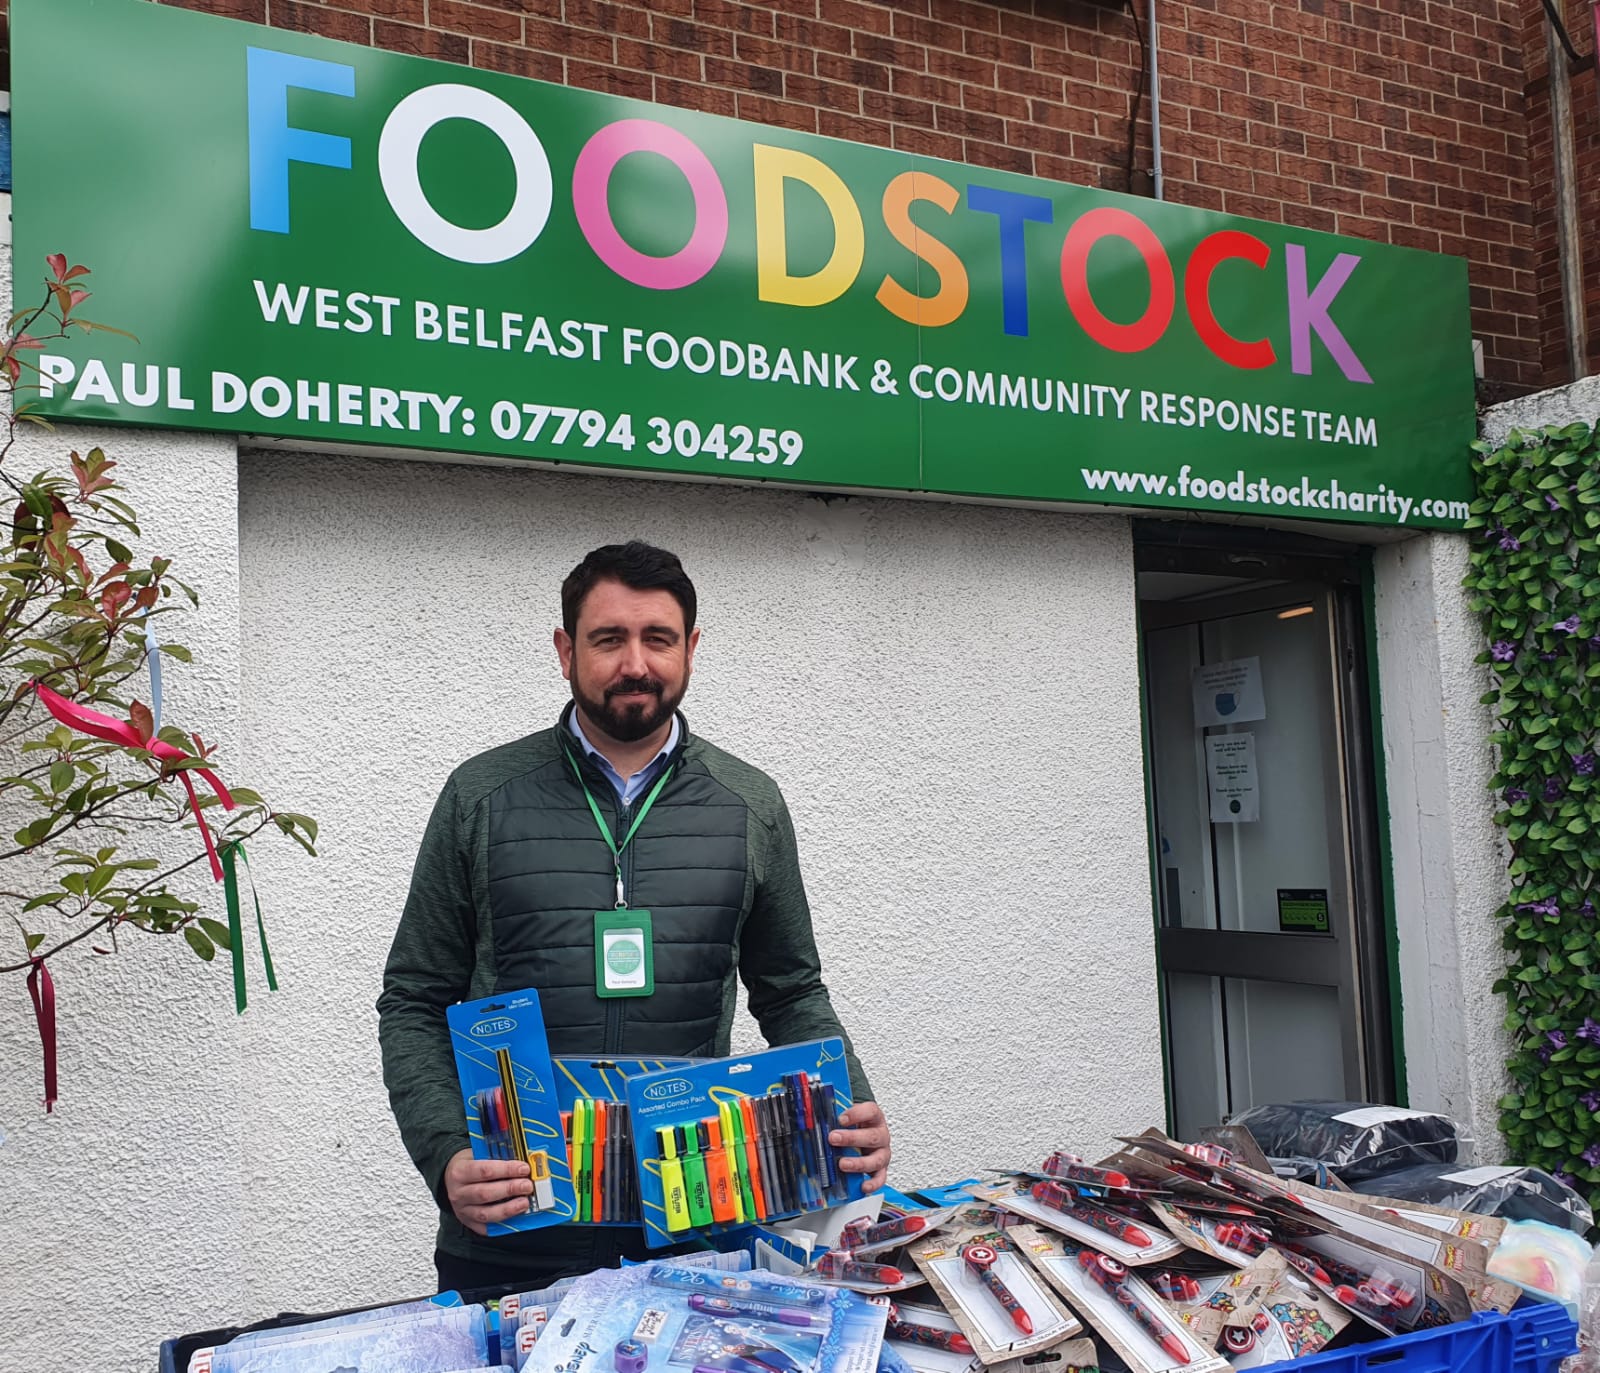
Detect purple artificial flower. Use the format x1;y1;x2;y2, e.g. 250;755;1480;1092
1574;753;1597;777
1584;1143;1600;1169
1544;777;1565;801
1547;1029;1569;1051
1518;897;1562;918
1590;635;1600;653
1505;786;1530;803
1557;615;1583;635
1499;533;1522;552
1491;641;1517;663
1537;1045;1554;1064
1582;1091;1600;1113
1554;1170;1577;1188
1546;494;1562;511
1578;1018;1600;1045
1582;898;1597;919
1541;651;1560;662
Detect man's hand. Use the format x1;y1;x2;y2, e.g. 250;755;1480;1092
444;1148;532;1236
829;1101;891;1193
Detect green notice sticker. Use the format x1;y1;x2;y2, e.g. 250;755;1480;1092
1278;888;1331;933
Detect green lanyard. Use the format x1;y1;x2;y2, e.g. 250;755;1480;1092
564;748;675;908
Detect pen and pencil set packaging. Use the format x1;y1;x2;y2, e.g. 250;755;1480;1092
522;1258;890;1373
907;1226;1082;1364
449;990;576;1234
626;1039;864;1249
554;1058;697;1227
1016;1231;1228;1373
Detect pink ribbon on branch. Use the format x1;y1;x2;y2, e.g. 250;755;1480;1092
32;682;235;880
27;956;57;1113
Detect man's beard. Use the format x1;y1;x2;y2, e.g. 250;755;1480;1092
573;674;685;743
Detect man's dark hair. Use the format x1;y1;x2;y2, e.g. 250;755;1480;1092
561;541;698;638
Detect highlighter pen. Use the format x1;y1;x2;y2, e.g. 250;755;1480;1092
1076;1250;1188;1365
725;1100;754;1222
885;1305;974;1355
738;1096;769;1220
717;1103;746;1222
961;1244;1033;1336
648;1268;830;1306
687;1294;828;1328
681;1123;714;1227
562;1111;574;1179
579;1094;598;1216
593;1099;608;1223
704;1118;737;1223
1029;1183;1154;1248
657;1125;693;1233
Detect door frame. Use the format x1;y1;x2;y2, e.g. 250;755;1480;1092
1133;522;1399;1127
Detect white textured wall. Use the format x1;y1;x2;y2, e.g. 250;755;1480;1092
1371;535;1507;1155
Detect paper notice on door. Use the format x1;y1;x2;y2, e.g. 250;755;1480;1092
1192;656;1266;728
1206;733;1260;823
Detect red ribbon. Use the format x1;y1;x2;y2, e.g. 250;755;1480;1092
32;682;235;880
27;957;57;1112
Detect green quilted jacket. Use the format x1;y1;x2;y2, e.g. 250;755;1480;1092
377;705;871;1268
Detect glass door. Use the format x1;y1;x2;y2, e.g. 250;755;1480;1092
1138;544;1394;1138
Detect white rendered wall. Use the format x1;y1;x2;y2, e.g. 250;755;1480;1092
1371;534;1507;1155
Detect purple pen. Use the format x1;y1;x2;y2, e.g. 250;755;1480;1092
688;1294;828;1328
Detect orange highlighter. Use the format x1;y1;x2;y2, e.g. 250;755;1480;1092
704;1116;737;1222
739;1095;768;1220
592;1099;607;1221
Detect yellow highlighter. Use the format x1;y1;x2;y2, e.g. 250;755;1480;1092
657;1125;693;1233
719;1101;747;1223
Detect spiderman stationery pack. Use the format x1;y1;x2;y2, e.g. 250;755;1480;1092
624;1039;865;1249
448;989;576;1234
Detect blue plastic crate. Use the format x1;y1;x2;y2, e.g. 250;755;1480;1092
1256;1304;1577;1373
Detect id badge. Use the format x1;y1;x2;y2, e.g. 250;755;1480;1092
594;909;653;998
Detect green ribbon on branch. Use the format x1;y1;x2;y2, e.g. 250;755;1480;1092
222;841;278;1014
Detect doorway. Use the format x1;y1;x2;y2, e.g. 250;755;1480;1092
1136;525;1396;1138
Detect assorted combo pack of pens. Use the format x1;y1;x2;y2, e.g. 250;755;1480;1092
448;990;576;1233
625;1039;864;1248
553;1056;695;1227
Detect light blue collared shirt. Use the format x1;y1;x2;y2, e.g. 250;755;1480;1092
568;710;680;806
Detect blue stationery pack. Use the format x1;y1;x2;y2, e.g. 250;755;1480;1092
624;1038;865;1249
448;988;576;1234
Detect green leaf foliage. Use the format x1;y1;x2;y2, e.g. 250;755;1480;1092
1468;421;1600;1217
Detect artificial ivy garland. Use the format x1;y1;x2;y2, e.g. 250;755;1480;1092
1467;421;1600;1217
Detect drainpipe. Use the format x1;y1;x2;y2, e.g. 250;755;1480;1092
1548;16;1587;380
1148;0;1164;201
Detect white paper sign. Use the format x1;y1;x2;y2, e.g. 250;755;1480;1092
1332;1105;1438;1127
1192;656;1266;727
1442;1166;1519;1185
1207;733;1260;823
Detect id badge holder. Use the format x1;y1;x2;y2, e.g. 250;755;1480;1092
594;909;654;998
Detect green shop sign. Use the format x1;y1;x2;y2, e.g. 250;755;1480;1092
14;0;1476;529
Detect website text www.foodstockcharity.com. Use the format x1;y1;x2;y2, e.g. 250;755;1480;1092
1079;464;1470;525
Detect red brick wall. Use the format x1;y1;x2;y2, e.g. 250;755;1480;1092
0;0;1559;389
1518;0;1600;384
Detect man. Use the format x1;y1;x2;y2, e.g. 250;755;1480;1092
378;540;890;1291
